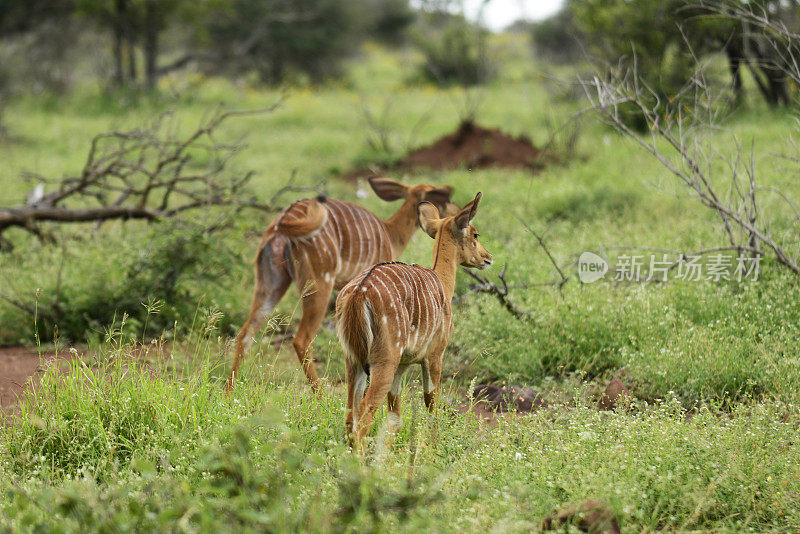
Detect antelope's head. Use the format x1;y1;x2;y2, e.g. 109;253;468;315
418;192;493;269
368;176;458;218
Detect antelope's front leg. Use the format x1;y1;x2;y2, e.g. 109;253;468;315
421;344;445;412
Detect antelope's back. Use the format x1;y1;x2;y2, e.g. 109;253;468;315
340;262;451;357
280;198;394;287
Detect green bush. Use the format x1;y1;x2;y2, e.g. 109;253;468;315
204;0;366;83
0;221;244;344
414;16;495;86
530;8;583;62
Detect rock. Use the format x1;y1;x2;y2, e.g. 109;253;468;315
541;499;620;534
472;384;548;413
598;376;631;411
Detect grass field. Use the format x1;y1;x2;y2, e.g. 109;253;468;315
1;38;799;531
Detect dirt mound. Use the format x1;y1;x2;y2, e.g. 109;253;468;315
598;376;633;411
346;121;549;180
403;121;546;171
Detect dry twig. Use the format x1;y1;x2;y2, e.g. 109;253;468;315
516;217;570;294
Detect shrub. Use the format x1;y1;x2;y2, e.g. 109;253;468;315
414;14;495;86
0;221;244;344
203;0;366;84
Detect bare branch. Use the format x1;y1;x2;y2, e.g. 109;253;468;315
0;103;323;247
457;264;530;319
515;217;570;294
581;56;800;276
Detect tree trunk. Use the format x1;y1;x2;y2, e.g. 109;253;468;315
144;0;159;89
112;0;125;86
126;37;137;82
123;0;137;83
269;47;285;83
724;41;743;102
761;62;790;106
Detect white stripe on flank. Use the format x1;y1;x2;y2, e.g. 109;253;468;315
347;203;367;276
372;274;394;303
362;210;380;260
384;268;411;295
362;300;374;352
336;203;353;271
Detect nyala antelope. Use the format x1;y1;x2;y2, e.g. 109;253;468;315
335;192;491;450
227;177;457;391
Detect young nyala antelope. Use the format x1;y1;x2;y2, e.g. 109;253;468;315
335;192;491;450
226;177;458;392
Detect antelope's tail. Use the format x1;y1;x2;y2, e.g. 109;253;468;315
335;288;374;370
275;195;329;238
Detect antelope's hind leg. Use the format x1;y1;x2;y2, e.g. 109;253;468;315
354;359;399;453
345;361;368;445
228;236;291;391
292;278;335;391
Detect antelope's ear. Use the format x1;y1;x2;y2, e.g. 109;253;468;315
368;177;407;201
441;201;461;217
455;192;481;231
417;202;441;238
422;185;453;205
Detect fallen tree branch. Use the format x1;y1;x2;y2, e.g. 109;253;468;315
0;103;313;249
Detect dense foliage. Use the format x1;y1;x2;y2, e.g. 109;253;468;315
573;0;800;110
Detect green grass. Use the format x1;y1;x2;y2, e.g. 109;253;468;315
1;344;798;531
2;36;800;531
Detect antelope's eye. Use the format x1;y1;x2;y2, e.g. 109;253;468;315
474;233;480;239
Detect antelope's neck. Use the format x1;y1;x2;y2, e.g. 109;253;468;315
382;199;418;258
431;231;457;300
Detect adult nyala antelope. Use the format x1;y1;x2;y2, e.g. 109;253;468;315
227;177;458;391
335;192;491;450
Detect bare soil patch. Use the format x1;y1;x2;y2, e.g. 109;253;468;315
0;346;77;414
345;121;551;180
